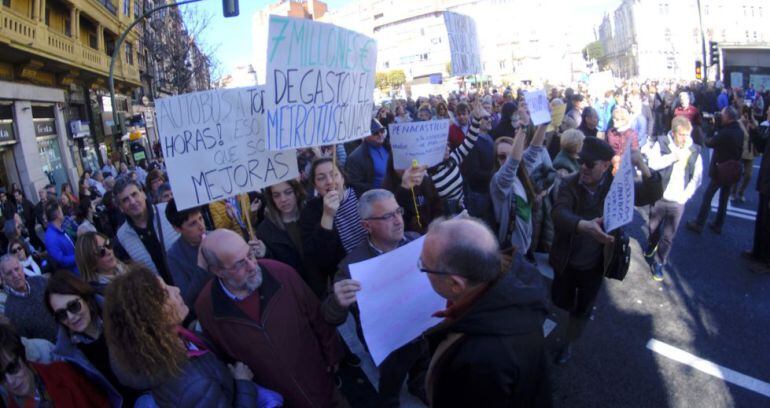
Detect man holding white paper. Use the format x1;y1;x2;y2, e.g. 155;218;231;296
320;189;429;406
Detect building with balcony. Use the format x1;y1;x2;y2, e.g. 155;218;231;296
0;0;142;198
598;0;770;84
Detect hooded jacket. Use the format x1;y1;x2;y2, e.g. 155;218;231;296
425;257;551;408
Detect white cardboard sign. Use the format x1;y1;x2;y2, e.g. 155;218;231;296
524;90;552;126
444;12;482;76
156;86;299;210
264;16;377;151
603;142;635;232
348;237;446;366
389;120;450;170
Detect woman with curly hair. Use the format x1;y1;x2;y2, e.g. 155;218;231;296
75;232;127;294
104;264;278;407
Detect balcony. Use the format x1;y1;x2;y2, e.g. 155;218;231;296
0;6;139;86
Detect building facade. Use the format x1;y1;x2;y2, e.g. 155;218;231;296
598;0;770;84
0;0;141;198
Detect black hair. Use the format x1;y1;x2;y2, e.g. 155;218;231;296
113;177;143;197
165;198;202;228
45;201;61;222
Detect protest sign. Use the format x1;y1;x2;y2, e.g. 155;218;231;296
444;12;482;76
524;90;551;126
389;120;450;170
263;16;377;151
349;237;446;366
156;86;299;210
589;71;615;98
603;143;635;232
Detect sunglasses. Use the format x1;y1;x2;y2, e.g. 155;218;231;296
94;240;112;258
577;158;597;169
0;357;22;380
53;298;82;323
10;246;23;255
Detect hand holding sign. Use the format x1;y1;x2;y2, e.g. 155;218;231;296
578;217;614;245
524;90;552;126
334;279;362;308
401;165;428;189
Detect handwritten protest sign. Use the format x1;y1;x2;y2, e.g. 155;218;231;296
349;237;446;366
603;143;635;232
524;90;551;126
389;120;450;170
156;86;299;210
263;16;377;151
546;103;567;132
444;12;481;76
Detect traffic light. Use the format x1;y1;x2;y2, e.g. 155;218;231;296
695;61;702;80
222;0;239;17
709;41;719;66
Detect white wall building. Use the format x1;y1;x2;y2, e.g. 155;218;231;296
598;0;770;84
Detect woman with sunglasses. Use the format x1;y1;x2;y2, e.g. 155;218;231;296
6;238;41;277
44;272;143;407
75;232;127;294
105;264;270;407
0;320;110;407
491;123;550;257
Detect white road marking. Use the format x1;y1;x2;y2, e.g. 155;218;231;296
646;339;770;398
710;208;756;221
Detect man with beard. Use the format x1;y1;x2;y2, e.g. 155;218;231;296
195;229;343;408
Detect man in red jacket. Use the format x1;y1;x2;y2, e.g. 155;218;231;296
196;229;344;408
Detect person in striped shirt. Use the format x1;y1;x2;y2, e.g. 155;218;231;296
427;100;488;215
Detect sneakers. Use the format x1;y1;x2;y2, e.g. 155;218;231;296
644;243;658;262
651;263;664;281
686;221;704;234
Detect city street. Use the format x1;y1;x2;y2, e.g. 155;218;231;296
338;156;770;407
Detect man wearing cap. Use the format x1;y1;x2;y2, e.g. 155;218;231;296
549;137;661;364
346;118;389;197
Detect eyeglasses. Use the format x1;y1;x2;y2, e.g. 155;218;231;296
0;357;22;380
417;258;453;276
577;158;597;169
10;246;23;255
225;251;258;273
365;207;404;222
94;240;112;258
53;298;82;323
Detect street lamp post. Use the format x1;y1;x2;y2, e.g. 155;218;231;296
108;0;203;139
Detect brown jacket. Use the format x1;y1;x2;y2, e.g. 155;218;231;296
195;259;343;408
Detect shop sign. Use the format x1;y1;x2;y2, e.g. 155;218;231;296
34;119;56;137
0;122;14;143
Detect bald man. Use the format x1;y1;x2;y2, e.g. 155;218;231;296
421;217;551;407
194;229;343;408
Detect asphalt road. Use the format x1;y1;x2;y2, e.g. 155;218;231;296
339;155;770;407
547;157;770;408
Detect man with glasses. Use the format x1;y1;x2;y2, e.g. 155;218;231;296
346;119;390;196
195;229;343;408
420;217;551;407
0;321;109;406
322;188;429;406
0;255;56;342
550;137;660;365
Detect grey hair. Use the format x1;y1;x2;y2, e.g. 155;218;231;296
358;189;395;220
0;254;18;273
427;217;500;285
200;245;223;270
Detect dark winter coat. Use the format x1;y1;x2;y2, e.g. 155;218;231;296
346;143;376;197
425;257;551;408
298;196;348;283
705;120;744;178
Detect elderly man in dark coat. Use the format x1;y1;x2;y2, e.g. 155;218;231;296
195;229;343;408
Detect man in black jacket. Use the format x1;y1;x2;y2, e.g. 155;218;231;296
346;119;389;197
549;138;660;364
743;106;770;273
686;106;744;234
421;217;551;408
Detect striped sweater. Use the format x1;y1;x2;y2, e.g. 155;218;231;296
334;187;368;254
428;117;481;204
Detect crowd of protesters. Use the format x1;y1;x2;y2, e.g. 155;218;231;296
0;77;767;407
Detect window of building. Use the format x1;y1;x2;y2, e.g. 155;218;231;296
664;28;671;42
135;0;142;18
2;0;9;7
751;6;755;17
373;13;383;19
89;33;98;49
754;31;758;41
745;30;750;41
760;7;764;17
420;28;425;36
721;29;726;41
704;5;709;15
743;6;747;17
44;8;50;25
64;17;71;36
123;0;130;16
125;42;134;65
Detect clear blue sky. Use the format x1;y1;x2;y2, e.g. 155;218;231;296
189;0;619;80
